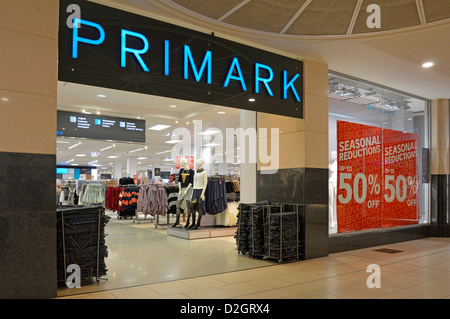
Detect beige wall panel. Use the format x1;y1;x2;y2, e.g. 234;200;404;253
305;131;329;169
431;122;450;149
0;90;56;155
0;29;57;98
257;112;304;135
303;59;329;99
258;131;305;171
431;99;450;124
304;93;329;133
0;0;59;39
431;148;450;175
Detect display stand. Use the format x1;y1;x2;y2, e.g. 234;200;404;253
57;206;110;286
236;203;304;262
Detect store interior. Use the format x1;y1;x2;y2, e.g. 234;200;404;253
56;81;270;297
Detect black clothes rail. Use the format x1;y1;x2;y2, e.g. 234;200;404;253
235;202;304;262
56;206;110;286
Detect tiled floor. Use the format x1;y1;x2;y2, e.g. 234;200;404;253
58;237;450;299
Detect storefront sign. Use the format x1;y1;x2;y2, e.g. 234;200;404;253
58;0;303;118
336;121;419;233
57;110;145;143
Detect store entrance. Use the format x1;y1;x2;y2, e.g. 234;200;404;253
56;82;270;296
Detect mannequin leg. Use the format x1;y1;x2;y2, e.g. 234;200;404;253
192;204;203;230
187;200;197;229
184;202;193;229
172;199;182;227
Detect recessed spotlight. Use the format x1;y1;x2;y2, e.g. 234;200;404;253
422;62;434;68
96;111;101;115
175;121;179;124
1;97;9;102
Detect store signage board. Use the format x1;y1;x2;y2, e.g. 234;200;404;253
58;0;303;118
57;110;146;143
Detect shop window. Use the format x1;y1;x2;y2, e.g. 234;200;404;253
328;72;430;234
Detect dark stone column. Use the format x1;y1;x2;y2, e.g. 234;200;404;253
0;152;56;298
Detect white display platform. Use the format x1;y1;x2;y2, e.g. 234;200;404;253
167;226;237;240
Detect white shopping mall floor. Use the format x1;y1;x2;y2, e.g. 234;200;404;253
57;212;450;299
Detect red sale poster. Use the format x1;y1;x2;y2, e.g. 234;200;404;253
176;156;194;169
382;129;419;227
336;121;383;233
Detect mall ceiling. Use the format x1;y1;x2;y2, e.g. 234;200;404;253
92;0;450;100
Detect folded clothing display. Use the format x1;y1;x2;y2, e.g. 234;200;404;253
235;202;303;262
56;206;110;286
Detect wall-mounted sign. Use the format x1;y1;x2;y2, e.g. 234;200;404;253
59;0;304;118
57;110;146;143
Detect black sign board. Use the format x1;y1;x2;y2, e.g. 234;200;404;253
59;0;303;118
57;110;146;143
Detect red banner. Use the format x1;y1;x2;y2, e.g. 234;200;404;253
382;128;419;227
336;121;419;233
336;121;383;233
176;156;194;169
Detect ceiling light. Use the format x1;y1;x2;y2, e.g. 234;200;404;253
156;150;172;155
68;144;80;150
218;111;226;114
163;158;174;161
96;111;101;115
1;97;9;102
422;62;434;68
129;148;144;153
169;104;177;108
107;156;118;159
99;146;113;152
149;124;171;131
75;154;86;157
66;159;74;163
137;157;147;160
175;121;179;124
199;130;220;135
165;140;181;144
204;143;220;147
248;98;256;102
71;164;79;166
57;141;70;144
97;94;106;98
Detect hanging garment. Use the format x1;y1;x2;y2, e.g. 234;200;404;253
205;179;227;215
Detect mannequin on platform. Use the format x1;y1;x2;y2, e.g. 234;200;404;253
185;159;208;230
329;151;338;229
173;159;194;228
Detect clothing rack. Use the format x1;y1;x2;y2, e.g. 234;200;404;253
130;183;178;229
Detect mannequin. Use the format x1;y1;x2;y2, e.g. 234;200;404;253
328;151;338;229
185;159;208;230
172;159;194;228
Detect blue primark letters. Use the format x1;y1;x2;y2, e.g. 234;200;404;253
71;18;301;102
